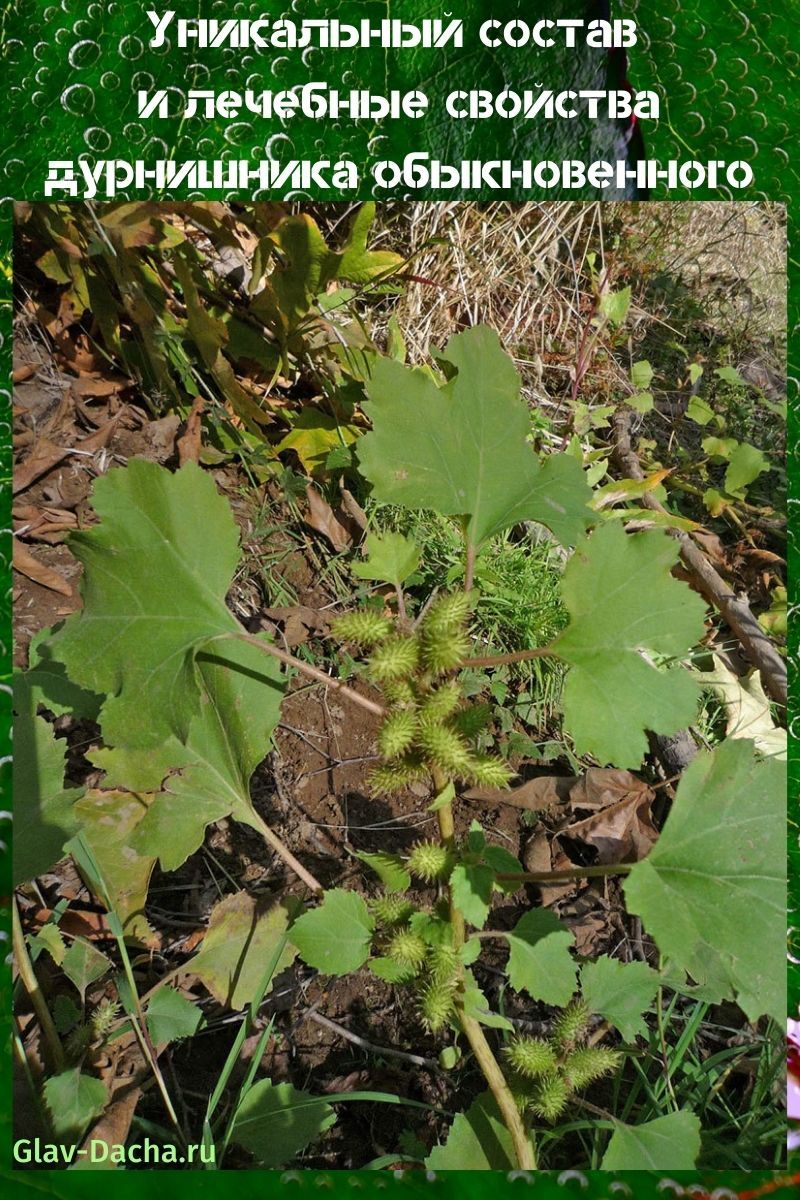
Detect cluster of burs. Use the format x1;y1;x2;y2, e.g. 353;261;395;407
332;592;514;796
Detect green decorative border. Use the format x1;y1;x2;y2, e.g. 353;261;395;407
1;0;797;1191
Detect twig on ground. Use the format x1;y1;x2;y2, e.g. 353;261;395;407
304;1010;440;1071
611;408;787;709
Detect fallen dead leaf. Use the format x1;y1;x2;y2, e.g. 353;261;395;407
146;414;181;461
567;768;652;813
263;605;330;648
305;484;357;552
464;774;574;812
558;788;657;865
177;396;205;467
14;438;71;494
12;364;37;385
13;541;73;596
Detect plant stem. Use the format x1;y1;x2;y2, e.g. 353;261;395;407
250;812;323;895
430;768;535;1170
496;863;633;885
226;631;387;717
12;899;65;1072
460;646;554;669
464;543;476;593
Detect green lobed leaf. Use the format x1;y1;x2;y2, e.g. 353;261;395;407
599;286;631;325
505;909;577;1007
686;393;714;425
44;460;246;753
450;863;494;929
61;938;111;1002
724;441;770;496
230;1079;336;1167
145;986;204;1045
624;739;785;1022
190;892;298;1011
351;530;420;588
554;523;707;766
290;889;374;975
126;639;285;871
358;325;593;551
461;970;514;1031
426;1091;524;1169
43;1068;107;1143
337;202;404;284
353;849;411;892
580;956;660;1041
601;1111;701;1170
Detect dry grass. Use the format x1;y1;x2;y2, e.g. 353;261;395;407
352;201;787;428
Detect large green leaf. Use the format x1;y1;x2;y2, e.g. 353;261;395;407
290;889;374;975
46;460;244;752
624;739;785;1022
505;909;577;1007
601;1111;701;1170
554;523;707;766
580;956;660;1041
13;672;82;886
425;1091;522;1169
127;639;285;870
357;326;593;550
230;1080;336;1167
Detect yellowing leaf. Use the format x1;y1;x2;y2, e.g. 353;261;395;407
190;892;298;1010
277;410;360;475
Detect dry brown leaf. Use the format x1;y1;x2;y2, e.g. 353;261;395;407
177;396;205;467
558;790;657;865
81;1084;142;1159
70;376;128;399
12;364;37;384
522;829;574;906
145;414;181;462
305;484;355;552
567;767;652;813
263;605;330;648
13;541;73;596
339;486;368;535
464;774;574;812
14;438;71;494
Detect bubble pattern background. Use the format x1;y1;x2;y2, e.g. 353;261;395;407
0;0;797;1191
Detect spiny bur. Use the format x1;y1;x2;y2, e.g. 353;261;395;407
369;894;416;928
332;610;393;648
466;753;515;789
420;627;471;674
563;1046;622;1091
407;840;454;882
417;977;456;1033
90;998;121;1040
419;681;461;722
383;679;417;708
368;635;419;682
386;929;428;970
417;718;472;773
553;999;591;1050
530;1074;570;1122
504;1036;558;1080
423;592;474;636
378;709;418;758
368;756;426;797
449;703;492;739
426;942;460;984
